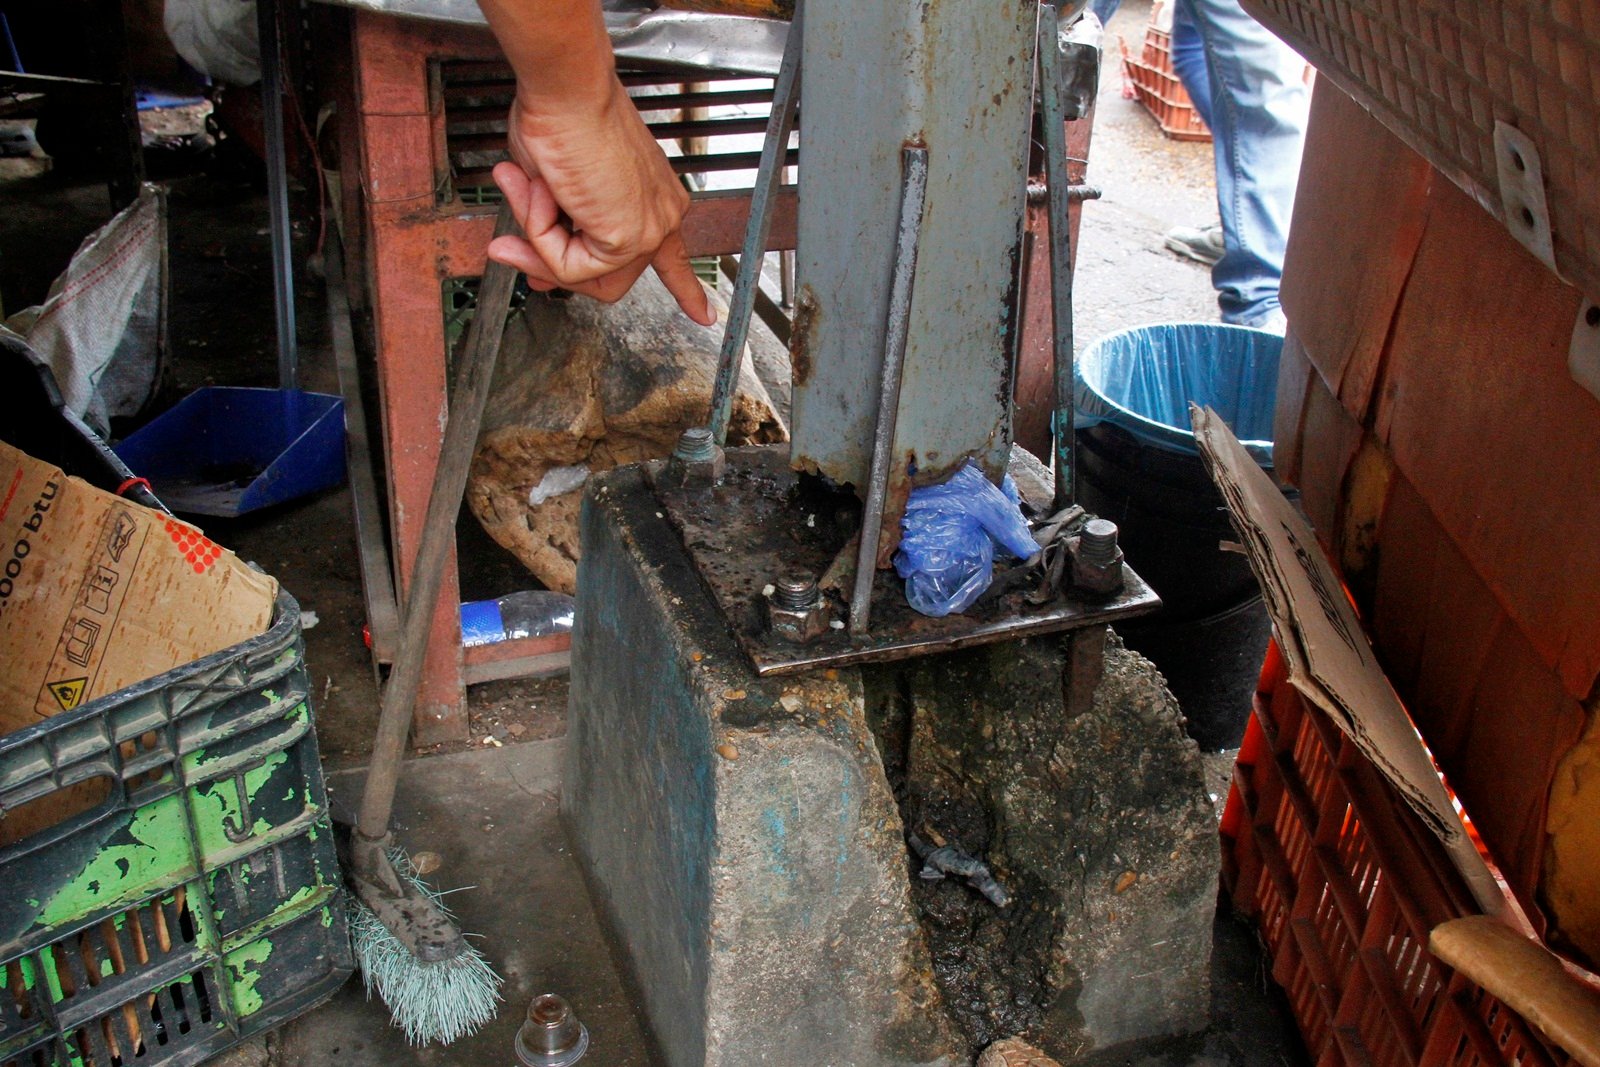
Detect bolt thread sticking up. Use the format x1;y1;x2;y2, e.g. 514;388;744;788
1078;518;1120;567
674;427;717;463
774;573;820;611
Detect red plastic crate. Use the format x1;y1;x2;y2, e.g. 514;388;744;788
1221;642;1574;1067
1120;30;1211;142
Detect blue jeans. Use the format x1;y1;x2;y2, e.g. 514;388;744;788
1178;0;1308;326
1089;0;1307;327
1092;0;1209;126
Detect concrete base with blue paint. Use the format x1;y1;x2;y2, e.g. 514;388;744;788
565;465;964;1067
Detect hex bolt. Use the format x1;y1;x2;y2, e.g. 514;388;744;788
660;426;725;490
674;426;717;462
515;993;589;1066
765;570;829;644
1070;517;1125;596
1077;519;1120;566
774;572;820;611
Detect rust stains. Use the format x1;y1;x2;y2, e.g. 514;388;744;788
789;285;820;388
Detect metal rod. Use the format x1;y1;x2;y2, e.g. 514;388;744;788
324;229;400;678
256;0;297;390
849;145;930;637
706;0;804;445
356;202;521;843
1039;0;1078;510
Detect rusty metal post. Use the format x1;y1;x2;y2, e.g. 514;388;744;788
707;0;804;445
1039;0;1084;510
788;0;1038;552
1015;13;1102;459
1065;625;1107;718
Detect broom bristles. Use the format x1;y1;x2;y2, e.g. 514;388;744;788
349;848;503;1045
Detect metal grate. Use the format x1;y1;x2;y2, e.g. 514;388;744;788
1243;0;1600;299
438;62;799;203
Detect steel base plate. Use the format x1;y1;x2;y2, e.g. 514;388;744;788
651;445;1161;676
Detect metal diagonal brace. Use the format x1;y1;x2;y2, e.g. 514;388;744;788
707;0;804;446
1039;0;1080;511
848;144;931;637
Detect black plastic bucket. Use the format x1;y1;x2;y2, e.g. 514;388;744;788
1075;323;1282;750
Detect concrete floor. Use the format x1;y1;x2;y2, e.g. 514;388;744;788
2;2;1306;1061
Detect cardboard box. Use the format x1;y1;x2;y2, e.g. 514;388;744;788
0;440;277;736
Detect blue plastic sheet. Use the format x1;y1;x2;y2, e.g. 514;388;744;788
1075;322;1283;465
894;464;1040;617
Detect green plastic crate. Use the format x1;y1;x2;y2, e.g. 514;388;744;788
0;590;351;1067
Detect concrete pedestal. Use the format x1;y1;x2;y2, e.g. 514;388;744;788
566;465;1218;1065
566;466;962;1067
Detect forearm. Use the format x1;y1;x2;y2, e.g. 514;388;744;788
475;0;616;119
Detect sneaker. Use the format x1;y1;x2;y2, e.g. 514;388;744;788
1164;223;1225;266
1243;308;1288;334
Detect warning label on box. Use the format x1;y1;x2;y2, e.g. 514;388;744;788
35;506;147;711
46;677;88;711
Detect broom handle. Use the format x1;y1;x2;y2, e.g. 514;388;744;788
357;201;521;841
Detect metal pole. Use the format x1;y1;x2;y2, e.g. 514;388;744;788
256;0;298;390
848;145;929;637
356;202;521;844
1039;1;1078;510
706;1;803;445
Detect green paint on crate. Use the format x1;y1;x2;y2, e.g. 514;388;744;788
227;939;274;1016
281;885;315;909
190;751;290;854
35;795;191;928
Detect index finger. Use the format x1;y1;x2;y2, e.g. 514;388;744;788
651;232;715;326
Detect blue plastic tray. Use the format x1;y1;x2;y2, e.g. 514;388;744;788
115;387;346;516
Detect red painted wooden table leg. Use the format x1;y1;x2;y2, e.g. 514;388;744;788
354;12;468;743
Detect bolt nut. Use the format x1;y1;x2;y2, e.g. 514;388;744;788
765;574;829;644
1069;518;1124;595
661;428;725;490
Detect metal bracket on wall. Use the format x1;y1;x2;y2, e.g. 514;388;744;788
1571;299;1600;403
1492;122;1556;276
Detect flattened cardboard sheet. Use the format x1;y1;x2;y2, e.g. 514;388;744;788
1191;405;1505;917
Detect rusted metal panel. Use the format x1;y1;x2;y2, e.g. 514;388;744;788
788;0;1039;533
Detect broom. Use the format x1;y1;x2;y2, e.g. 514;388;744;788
339;202;521;1044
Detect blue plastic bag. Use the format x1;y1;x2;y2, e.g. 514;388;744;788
893;464;1040;617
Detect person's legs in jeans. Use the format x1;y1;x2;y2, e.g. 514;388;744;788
1169;1;1212;129
1179;0;1307;327
1089;0;1122;29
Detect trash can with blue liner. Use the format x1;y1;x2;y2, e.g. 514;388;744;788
1075;322;1282;750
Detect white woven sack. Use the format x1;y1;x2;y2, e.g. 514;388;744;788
5;187;168;435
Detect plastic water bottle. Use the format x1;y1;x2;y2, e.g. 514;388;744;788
459;591;575;647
